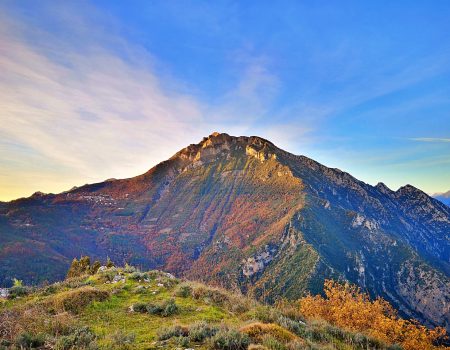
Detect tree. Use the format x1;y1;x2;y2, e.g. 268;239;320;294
66;256;97;278
90;260;101;274
79;256;91;272
12;278;23;287
106;257;115;268
66;258;81;279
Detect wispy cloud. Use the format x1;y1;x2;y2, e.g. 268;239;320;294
0;3;280;200
410;138;450;143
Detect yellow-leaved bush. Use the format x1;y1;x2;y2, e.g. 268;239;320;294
299;280;447;350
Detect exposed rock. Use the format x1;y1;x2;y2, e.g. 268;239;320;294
0;288;9;298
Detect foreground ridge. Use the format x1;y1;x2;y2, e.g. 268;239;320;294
1;264;446;349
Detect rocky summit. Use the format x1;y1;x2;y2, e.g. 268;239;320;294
0;132;449;330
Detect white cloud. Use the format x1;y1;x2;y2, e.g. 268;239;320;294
0;4;281;200
410;138;450;143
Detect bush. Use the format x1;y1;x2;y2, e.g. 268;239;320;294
123;264;137;274
248;305;280;323
275;316;305;336
132;302;148;313
175;283;192;298
141;299;178;317
176;336;190;347
0;339;12;348
14;332;45;349
54;326;97;350
261;335;287;350
146;303;164;315
42;284;59;296
157;325;189;341
192;286;230;306
161;298;178;317
109;330;135;348
208;329;250;350
128;271;148;281
98;268;119;283
240;323;297;344
189;321;219;342
8;285;29;299
299;279;447;350
51;287;109;313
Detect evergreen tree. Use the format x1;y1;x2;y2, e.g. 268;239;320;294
79;256;91;273
106;257;115;268
90;260;101;274
66;258;81;278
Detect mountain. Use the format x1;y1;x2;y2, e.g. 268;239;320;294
0;132;449;330
433;190;450;206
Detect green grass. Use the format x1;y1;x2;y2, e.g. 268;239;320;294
0;267;394;350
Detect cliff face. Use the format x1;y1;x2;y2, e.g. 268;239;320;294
0;132;449;329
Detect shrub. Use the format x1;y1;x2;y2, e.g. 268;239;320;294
261;335;286;350
176;336;190;347
240;323;297;344
131;302;148;313
123;263;137;273
109;330;135;348
275;316;305;336
189;321;219;342
161;298;178;317
299;279;447;350
54;326;97;350
157;325;189;341
192;286;230;306
208;329;250;350
51;287;109;313
248;305;280;323
146;303;164;315
42;284;59;296
144;299;178;317
128;271;148;281
96;266;121;283
175;283;192;298
14;332;45;349
8;285;29;299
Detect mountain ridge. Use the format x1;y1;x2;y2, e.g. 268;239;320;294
0;132;449;331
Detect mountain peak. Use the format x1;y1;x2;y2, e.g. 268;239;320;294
173;133;278;163
396;184;424;196
375;182;393;195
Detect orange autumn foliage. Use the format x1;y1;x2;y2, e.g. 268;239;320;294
299;280;447;350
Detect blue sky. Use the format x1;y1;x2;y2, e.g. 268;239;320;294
0;0;449;200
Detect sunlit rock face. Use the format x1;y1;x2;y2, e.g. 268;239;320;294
0;132;449;330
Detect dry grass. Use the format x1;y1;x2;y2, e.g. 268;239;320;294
49;286;109;314
189;281;254;314
240;322;299;344
0;305;76;342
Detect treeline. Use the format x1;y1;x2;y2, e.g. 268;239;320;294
66;256;114;278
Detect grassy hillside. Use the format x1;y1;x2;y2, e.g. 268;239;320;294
0;266;411;350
